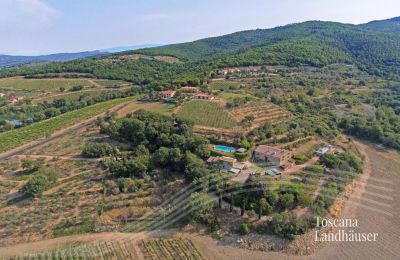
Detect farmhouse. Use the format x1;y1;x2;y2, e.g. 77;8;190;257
207;156;244;173
253;145;292;166
180;86;199;94
159;90;176;100
193;93;214;100
8;96;24;104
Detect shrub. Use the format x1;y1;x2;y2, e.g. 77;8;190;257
239;223;250;235
269;212;307;239
82;143;119;158
22;175;50;197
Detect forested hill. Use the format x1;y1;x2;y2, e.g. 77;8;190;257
133;20;400;76
360;17;400;33
0;18;399;83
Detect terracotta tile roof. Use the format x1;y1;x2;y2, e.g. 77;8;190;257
160;90;176;95
255;145;290;159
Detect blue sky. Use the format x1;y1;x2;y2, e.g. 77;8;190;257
0;0;399;55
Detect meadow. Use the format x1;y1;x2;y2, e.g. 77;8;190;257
0;78;94;92
176;100;237;129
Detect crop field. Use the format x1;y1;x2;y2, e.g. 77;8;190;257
94;79;132;88
209;80;240;91
0;78;94;92
0;96;136;153
141;238;204;260
177;100;237;129
11;240;143;259
32;89;113;104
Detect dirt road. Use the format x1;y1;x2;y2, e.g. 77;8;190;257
0;101;133;161
0;138;397;260
311;141;400;260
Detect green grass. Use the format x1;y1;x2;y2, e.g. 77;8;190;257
216;92;252;102
0;78;94;92
209;80;240;91
53;220;94;237
94;79;131;88
32;89;112;104
177;100;236;129
0;96;136;153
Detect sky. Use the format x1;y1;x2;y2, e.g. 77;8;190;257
0;0;399;55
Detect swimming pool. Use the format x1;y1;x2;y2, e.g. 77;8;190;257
214;145;236;153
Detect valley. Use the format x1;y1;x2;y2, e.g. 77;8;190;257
0;15;399;260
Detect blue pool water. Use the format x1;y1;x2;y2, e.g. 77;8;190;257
214;145;236;153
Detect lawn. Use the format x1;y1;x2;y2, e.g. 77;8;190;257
177;100;237;129
0;78;94;92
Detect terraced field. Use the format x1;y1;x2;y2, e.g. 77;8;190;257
229;101;291;128
177;100;237;129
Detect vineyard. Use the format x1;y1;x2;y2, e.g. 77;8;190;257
7;240;142;259
0;96;136;153
141;238;204;260
176;100;237;129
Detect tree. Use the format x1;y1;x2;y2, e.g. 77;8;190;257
153;147;170;166
258;198;272;219
184;152;209;180
187;192;214;221
280;193;295;209
270;212;307;239
22;175;50;197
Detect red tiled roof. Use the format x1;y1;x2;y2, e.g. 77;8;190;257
194;93;211;97
255;145;290;159
219;156;236;163
181;86;199;92
160;90;176;95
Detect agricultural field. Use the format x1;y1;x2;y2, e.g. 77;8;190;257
209;80;241;91
229;100;291;128
94;79;132;88
176;100;237;129
0;96;137;153
31;89;112;104
0;78;94;92
141;238;204;260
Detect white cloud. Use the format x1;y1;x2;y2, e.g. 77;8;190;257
0;0;58;28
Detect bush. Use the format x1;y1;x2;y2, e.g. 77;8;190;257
239;223;250;235
22;175;50;197
70;85;84;91
269;212;307;239
82;143;119;158
21;159;42;172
